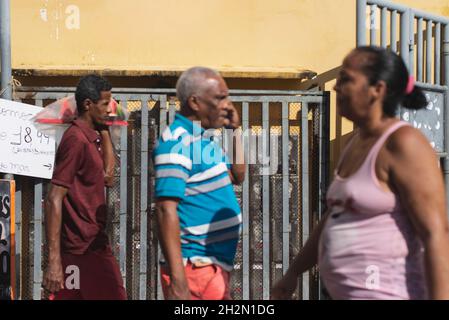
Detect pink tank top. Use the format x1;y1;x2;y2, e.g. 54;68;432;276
319;121;427;300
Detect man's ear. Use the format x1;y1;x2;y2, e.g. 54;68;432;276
82;98;92;112
187;96;200;112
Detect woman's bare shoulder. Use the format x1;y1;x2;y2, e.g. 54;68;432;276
386;124;436;160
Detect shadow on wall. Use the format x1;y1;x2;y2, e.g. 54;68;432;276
297;65;355;176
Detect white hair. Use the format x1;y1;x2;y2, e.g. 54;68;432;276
176;66;221;109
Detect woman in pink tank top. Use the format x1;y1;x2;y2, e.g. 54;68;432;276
272;46;449;300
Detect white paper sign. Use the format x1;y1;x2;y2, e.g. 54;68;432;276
0;99;56;179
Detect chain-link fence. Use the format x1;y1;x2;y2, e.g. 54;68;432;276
12;88;329;300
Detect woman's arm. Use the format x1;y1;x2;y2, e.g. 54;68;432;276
388;126;449;300
271;213;328;299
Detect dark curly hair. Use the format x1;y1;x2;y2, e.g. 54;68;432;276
75;74;112;114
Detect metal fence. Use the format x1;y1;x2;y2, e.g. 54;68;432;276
12;87;330;300
356;0;449;209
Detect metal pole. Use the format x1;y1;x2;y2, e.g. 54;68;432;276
443;24;449;217
357;0;367;46
427;20;433;83
0;0;12;100
242;102;250;300
262;101;270;300
370;5;377;45
1;0;13;180
400;9;410;70
301;102;310;300
380;7;387;48
391;10;398;52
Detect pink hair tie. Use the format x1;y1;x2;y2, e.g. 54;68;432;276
405;76;415;95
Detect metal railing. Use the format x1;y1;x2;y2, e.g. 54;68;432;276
356;0;449;211
12;87;330;300
357;0;449;86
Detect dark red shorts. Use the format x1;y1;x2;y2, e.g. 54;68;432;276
53;246;126;300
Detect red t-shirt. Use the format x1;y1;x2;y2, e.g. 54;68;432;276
51;119;109;254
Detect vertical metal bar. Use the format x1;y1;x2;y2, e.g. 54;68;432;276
356;0;367;46
391;10;397;52
0;0;12;100
33;179;43;300
435;23;441;85
156;94;166;299
370;5;377;45
427;20;433;83
301;102;310;300
409;12;415;76
139;98;149;300
242;102;250;300
400;10;410;70
380;7;387;48
443;24;449;217
14;179;22;300
154;94;167;300
317;94;329;300
262;101;270;300
32;99;43;300
445;90;449;219
119;100;128;288
159;95;167;135
281;102;290;275
444;24;449;86
168;98;176;125
417;18;424;82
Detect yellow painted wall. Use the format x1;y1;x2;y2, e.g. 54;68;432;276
9;0;449;168
11;0;449;74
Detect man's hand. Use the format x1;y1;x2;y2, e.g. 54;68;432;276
42;260;65;294
104;173;115;187
224;102;240;129
165;278;191;300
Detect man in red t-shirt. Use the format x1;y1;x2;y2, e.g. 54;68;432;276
42;75;126;300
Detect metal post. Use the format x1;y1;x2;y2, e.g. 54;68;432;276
435;23;441;85
370;5;377;45
380;7;387;48
443;24;449;217
281;101;290;275
119;100;128;290
139;98;149;300
356;0;367;46
262;101;270;300
400;9;410;70
444;24;449;86
301;102;310;300
0;0;13;180
409;12;415;76
33;180;43;300
242;102;250;300
0;0;12;100
417;18;424;82
156;95;167;300
427;20;433;83
391;10;398;52
168;98;176;125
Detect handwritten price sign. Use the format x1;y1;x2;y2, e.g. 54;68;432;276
0;99;56;179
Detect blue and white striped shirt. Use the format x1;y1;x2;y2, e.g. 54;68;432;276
154;113;241;271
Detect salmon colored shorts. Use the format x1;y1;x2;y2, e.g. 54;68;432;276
160;261;231;300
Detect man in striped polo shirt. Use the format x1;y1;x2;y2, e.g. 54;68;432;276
154;67;245;300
